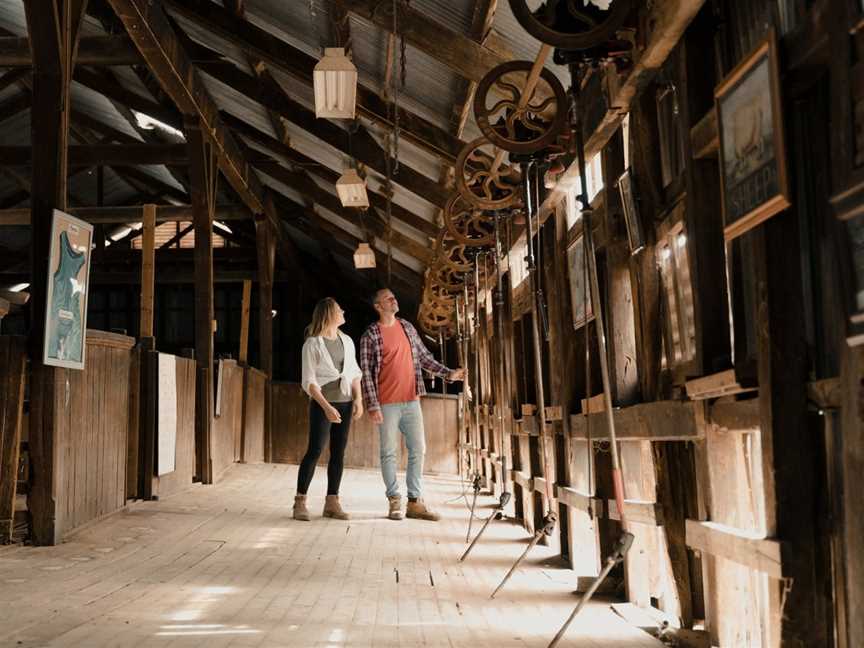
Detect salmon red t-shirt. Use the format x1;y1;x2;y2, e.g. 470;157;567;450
377;322;417;404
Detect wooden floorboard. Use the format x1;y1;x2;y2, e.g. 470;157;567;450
0;464;662;647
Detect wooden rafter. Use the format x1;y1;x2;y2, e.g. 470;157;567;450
163;0;463;162
192;58;449;209
104;0;264;214
223;113;438;239
254;161;432;265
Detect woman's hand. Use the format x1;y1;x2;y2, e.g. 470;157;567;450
352;397;364;420
324;404;342;423
369;409;384;425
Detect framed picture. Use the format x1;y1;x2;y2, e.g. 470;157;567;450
566;233;594;329
715;31;791;240
43;209;93;370
617;168;645;254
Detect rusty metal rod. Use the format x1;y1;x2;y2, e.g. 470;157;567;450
460;492;511;562
547;532;634;648
490;511;557;599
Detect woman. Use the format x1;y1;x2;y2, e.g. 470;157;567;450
296;297;363;521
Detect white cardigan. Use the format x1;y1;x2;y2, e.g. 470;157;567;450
301;331;362;400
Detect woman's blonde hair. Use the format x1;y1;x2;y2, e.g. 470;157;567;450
304;297;341;338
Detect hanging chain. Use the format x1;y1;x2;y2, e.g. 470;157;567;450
308;0;322;54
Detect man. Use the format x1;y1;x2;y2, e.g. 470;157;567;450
360;288;465;521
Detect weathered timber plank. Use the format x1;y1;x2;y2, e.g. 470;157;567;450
707;397;760;431
685;519;783;578
607;498;664;526
569;400;704;440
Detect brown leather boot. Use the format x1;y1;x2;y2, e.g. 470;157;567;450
387;496;404;520
323;495;350;520
293;494;310;521
406;499;440;521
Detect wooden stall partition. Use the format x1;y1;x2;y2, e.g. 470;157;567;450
271;383;459;474
241;367;267;464
271;383;310;464
126;343;141;500
212;359;244;481
0;336;26;542
150;355;197;500
48;331;134;539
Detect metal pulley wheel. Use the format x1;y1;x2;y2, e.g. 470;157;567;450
430;264;465;293
444;193;496;248
435;229;475;273
474;60;568;154
419;308;455;334
455;137;522;210
507;0;632;50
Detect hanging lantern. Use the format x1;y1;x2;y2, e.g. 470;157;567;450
313;48;358;119
353;242;376;269
336;168;370;208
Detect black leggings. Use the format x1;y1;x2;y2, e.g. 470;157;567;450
296;400;353;495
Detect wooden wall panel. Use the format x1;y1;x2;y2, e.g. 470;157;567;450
271;383;459;475
212;360;244;481
0;336;26;542
154;357;196;499
52;331;134;539
271;383;309;465
241;368;266;464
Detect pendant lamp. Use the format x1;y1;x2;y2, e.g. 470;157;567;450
313;48;358;119
336;168;370;208
353;242;376;269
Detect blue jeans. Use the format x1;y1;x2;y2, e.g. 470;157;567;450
379;400;426;499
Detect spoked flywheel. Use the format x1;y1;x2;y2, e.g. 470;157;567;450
444;193;496;248
455;137;522;210
507;0;632;50
474;60;568;154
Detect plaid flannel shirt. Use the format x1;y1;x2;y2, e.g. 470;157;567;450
359;318;450;412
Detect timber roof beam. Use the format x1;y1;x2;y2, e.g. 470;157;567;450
162;0;464;163
104;0;264;214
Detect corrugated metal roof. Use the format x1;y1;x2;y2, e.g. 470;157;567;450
0;0;26;36
410;0;476;37
490;1;571;85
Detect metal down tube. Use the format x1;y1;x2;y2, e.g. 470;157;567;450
493;214;509;496
491;511;557;599
460;491;512;562
466;472;483;543
473;261;482;468
569;63;627;529
462;277;481;481
522;161;554;511
488;161;558;600
547;532;635;648
544;62;635;648
455;294;467;480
